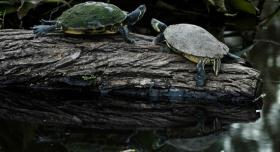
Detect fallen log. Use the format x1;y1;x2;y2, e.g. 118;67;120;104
0;29;261;102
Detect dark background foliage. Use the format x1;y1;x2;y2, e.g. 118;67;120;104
0;0;262;34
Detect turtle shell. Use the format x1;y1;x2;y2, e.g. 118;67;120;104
57;2;127;29
163;24;229;59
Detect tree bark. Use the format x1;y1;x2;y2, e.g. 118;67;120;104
0;29;261;103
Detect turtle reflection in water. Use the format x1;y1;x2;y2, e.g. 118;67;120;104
33;2;146;43
151;18;239;86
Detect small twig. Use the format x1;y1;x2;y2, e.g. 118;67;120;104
48;0;73;20
252;93;266;102
257;0;266;14
254;39;280;47
0;9;6;29
259;6;280;27
155;1;209;18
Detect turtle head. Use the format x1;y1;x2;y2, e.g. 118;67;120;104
126;4;146;25
151;18;167;33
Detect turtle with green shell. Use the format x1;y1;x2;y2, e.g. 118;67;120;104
33;2;146;43
151;18;239;86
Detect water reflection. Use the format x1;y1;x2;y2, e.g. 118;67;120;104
225;0;280;151
0;120;241;152
0;88;259;152
223;102;280;152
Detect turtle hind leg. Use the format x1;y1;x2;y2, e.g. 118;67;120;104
212;58;221;76
32;24;57;37
195;59;207;86
118;25;135;44
153;33;165;45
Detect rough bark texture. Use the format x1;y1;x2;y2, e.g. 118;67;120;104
0;29;261;129
0;29;261;103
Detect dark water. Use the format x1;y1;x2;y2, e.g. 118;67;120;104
0;0;279;152
223;1;280;151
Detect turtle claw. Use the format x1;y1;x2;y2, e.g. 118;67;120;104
32;25;48;36
213;58;221;76
153;33;165;45
126;38;135;44
119;26;135;44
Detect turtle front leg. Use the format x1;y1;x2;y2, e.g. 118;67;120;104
195;59;207;86
153;33;165;45
118;25;135;44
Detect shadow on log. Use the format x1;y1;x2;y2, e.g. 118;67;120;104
0;29;261;103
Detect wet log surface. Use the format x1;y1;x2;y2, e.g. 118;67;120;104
0;29;261;103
